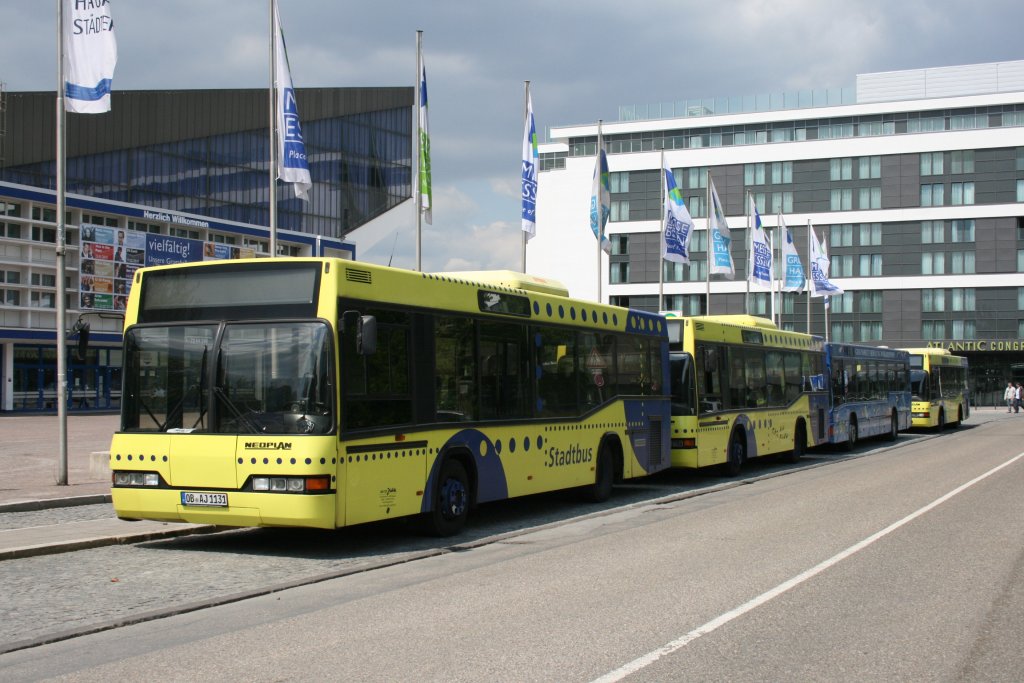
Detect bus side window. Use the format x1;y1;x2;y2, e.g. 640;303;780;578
784;351;802;402
697;344;723;413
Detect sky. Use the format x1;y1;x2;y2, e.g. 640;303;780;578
2;0;1023;272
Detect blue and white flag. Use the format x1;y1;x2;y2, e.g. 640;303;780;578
274;0;311;201
747;195;772;289
708;175;734;278
418;41;432;225
589;145;611;254
809;222;843;296
521;89;538;239
662;168;692;264
778;214;805;292
62;0;117;114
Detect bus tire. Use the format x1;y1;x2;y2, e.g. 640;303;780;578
424;459;470;537
782;420;806;464
843;417;858;452
888;411;899;441
582;443;614;503
725;430;745;477
937;408;945;430
953;406;963;428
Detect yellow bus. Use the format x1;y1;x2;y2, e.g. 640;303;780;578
666;314;829;475
109;259;672;535
901;347;969;429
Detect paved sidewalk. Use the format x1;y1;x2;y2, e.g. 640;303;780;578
0;413;119;509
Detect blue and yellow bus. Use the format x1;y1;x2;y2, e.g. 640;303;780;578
901;347;969;429
666;314;829;475
109;259;671;535
824;343;911;448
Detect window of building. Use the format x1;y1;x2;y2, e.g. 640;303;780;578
686;195;707;218
830;224;854;247
859;322;883;341
690;230;707;252
922;221;944;244
32;207;57;222
858;187;881;209
920;152;944;176
950;114;986;130
830;292;853;313
609;171;630;193
780;293;797;314
830;158;853;181
831;321;854;342
751;193;767;212
744;163;766;185
922;252;945;275
1019;250;1024;273
859;254;882;276
770;192;793;214
922;289;945;312
1017;179;1024;202
4;270;20;284
859;156;881;179
1018;320;1024;338
29;273;56;287
921;183;944;207
831;255;853;277
1018;148;1024;171
169;227;200;239
857;121;893;137
82;213;118;227
610;263;630;284
610;200;629;222
0;222;23;239
859;291;883;313
950;150;975;174
908;117;945;133
30;291;55;308
859;223;882;246
686;167;708;189
830;188;852;211
685;260;708;281
770;161;793;184
951;182;975;205
750;293;770;315
819;123;854;139
1018;287;1024;310
31;226;57;243
208;233;237;245
663;261;684;283
950;251;975;274
126;221;161;234
1;202;23;217
951;220;975;243
951;320;976;339
922;320;947;339
951;288;975;311
610;234;629;255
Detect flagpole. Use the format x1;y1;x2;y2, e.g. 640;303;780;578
596;120;603;303
658;149;665;312
806;219;812;333
745;191;751;315
520;80;528;272
770;223;777;325
705;171;711;315
414;30;423;271
55;0;68;486
268;0;278;258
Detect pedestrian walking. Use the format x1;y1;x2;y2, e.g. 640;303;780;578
1015;383;1022;414
1005;381;1015;412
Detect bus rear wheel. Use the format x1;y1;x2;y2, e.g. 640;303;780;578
782;421;805;464
843;418;858;451
888;412;899;441
937;408;945;430
725;430;745;477
423;459;470;537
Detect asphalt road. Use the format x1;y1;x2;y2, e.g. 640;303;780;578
1;414;1022;681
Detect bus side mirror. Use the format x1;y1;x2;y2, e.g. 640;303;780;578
356;315;377;355
72;319;90;361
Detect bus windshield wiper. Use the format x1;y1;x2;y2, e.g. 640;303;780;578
213;386;261;433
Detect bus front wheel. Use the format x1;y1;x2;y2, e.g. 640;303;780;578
424;459;470;537
937;408;945;430
582;444;614;503
725;430;745;477
843;418;858;452
888;412;899;441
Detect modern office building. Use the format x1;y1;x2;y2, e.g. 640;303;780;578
0;87;413;412
529;60;1024;406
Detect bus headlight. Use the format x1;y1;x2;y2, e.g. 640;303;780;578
112;471;162;487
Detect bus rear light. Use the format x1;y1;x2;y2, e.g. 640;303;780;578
251;476;332;493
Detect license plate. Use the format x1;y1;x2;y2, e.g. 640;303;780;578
180;491;228;507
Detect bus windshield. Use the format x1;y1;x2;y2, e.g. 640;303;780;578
670;353;696;416
910;369;929;401
122;321;333;435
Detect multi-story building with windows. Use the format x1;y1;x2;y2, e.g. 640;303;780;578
529;61;1024;405
0;87;413;412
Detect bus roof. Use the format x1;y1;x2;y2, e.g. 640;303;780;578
432;270;569;297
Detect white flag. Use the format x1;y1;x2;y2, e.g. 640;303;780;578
809;222;843;296
662;168;692;264
63;0;117;114
778;214;805;292
708;175;734;279
747;195;772;289
521;89;538;239
274;1;312;201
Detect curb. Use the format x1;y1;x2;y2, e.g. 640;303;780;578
0;494;112;514
0;523;221;561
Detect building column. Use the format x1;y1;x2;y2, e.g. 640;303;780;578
2;342;13;412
